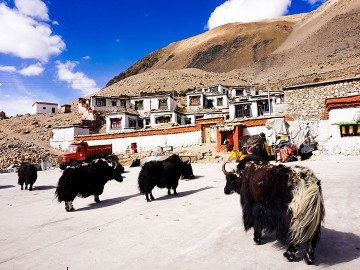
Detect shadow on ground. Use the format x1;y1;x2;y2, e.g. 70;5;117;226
0;185;15;189
34;185;56;190
76;193;142;212
268;226;360;265
154;186;214;201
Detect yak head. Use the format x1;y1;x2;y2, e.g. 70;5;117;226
92;158;123;183
222;162;241;195
181;160;195;179
112;162;124;182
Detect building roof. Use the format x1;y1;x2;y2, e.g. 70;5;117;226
32;101;58;107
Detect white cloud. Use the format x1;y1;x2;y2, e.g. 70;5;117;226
207;0;291;30
82;56;91;60
0;95;35;116
308;0;328;5
0;2;65;62
0;65;16;72
0;76;59;116
55;61;99;96
18;63;44;76
15;0;49;21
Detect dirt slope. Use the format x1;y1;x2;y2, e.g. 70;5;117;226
105;0;360;93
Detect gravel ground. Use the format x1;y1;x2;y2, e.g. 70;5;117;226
0;156;359;270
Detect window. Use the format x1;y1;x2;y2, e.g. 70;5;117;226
235;89;245;96
128;118;137;128
235;105;251;118
145;118;150;126
185;118;192;125
120;100;126;108
95;98;106;107
135;100;143;110
52;108;55;113
110;118;122;129
339;124;360;137
206;99;214;108
43;107;46;110
158;98;168;109
156;115;171;124
189;96;201;106
210;86;218;93
137;119;144;128
111;101;117;106
260;101;269;113
217;98;223;106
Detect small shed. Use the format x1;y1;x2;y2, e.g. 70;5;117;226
32;101;58;114
60;104;71;113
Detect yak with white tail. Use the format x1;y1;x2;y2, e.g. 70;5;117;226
222;160;325;265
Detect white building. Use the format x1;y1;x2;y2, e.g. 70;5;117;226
50;125;90;151
32;101;58;114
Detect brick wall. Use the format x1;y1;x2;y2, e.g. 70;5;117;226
284;78;360;121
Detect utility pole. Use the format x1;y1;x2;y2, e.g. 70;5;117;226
267;79;271;114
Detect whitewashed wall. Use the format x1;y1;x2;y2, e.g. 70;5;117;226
50;127;89;151
242;126;268;136
78;104;94;120
84;131;202;153
32;104;58;114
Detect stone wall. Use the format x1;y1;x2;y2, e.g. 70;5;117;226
284;78;360;121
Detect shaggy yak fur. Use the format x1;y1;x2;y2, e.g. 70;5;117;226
18;162;38;191
138;154;194;202
223;160;325;265
55;159;123;212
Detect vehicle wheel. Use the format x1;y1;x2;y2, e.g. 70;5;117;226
59;163;67;170
69;159;78;167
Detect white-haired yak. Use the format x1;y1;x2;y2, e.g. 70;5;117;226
222;160;325;265
18;162;38;191
138;154;194;202
55;159;123;212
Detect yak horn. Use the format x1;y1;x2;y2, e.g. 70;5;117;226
222;162;230;176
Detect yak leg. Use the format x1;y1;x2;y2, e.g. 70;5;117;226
150;191;155;201
94;195;100;203
20;183;24;190
29;183;33;191
173;187;177;195
145;192;152;202
25;184;28;190
253;229;262;245
283;243;299;262
167;188;172;195
65;201;75;212
304;225;321;265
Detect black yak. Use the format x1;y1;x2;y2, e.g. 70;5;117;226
222;161;325;265
18;162;38;191
138;154;194;202
55;159;123;212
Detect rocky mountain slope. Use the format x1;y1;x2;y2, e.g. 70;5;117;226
104;0;360;96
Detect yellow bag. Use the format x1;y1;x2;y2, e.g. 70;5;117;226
228;150;246;161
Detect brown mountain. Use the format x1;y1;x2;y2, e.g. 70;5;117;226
102;0;360;97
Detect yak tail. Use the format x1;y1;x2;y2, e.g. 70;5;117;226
288;166;325;245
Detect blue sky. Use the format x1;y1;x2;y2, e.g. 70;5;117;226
0;0;327;116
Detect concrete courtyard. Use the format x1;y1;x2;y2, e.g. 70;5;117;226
0;157;359;270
